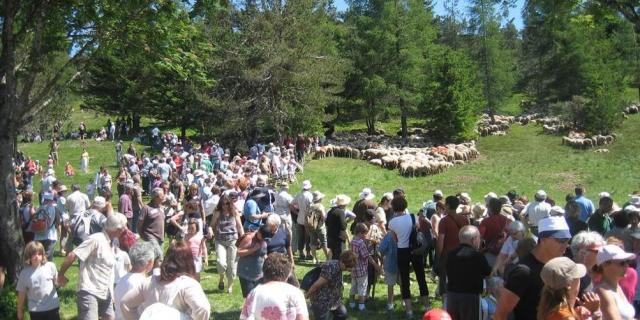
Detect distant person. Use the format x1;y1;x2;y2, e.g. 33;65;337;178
574;185;596;223
523;190;552;235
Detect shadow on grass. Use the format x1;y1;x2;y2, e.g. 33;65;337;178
212;310;241;320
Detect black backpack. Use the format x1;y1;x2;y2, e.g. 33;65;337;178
409;214;427;256
72;210;104;246
300;266;322;291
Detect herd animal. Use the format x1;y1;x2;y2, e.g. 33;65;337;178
313;142;479;177
477;114;514;136
562;132;616;149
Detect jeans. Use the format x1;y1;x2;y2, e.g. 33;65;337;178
312;304;347;320
397;248;428;300
296;223;310;254
30;308;60;320
239;277;262;298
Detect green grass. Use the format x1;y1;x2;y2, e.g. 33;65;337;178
17;114;640;320
497;93;526;116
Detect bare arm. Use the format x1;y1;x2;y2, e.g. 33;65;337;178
57;251;77;286
235;215;245;238
436;233;445;257
306;276;329;298
493;288;520;320
237;241;260;257
597;287;623;320
17;291;26;320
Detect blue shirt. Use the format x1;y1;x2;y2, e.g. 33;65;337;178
575;196;595;222
378;233;398;274
243;199;262;231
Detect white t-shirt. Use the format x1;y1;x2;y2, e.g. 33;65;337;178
239;281;308;320
114;272;146;320
524;201;552;227
73;232;116;299
114;248;131;285
389;214;413;249
16;262;59;312
66;191;91;216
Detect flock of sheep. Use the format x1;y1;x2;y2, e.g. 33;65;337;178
476;114;514;136
312;142;479;177
561;132;617;150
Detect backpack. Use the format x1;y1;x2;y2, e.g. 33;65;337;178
30;206;53;233
306;203;325;231
409;214;428;256
72;210;104;246
484;227;508;255
20;204;33;231
300;266;322;291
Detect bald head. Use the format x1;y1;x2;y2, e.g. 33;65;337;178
459;225;480;248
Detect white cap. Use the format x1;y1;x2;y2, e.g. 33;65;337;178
535;190;547;199
538;216;571;239
484;192;498;201
630;196;640;206
93;196;106;209
459;193;471;202
597;244;636;266
302;180;312;190
624;205;640;213
382;192;393;201
359;188;375;201
433;190;443;197
599;192;610;199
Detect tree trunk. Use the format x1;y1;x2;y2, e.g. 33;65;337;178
180;124;187;140
132;115;141;132
366;100;376;136
0;130;23;284
401;101;408;145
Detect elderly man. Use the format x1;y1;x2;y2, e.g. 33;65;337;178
523;189;552;235
114;241;155;320
494;216;571;320
138;188;166;265
446;225;491;320
58;213;128;320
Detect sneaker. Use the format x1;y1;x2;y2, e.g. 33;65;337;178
227;287;233;294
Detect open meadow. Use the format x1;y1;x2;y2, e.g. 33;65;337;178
14;114;640;319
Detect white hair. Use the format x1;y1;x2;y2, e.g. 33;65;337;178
266;214;282;227
105;212;127;232
151;187;164;198
570;231;605;258
507;221;526;233
128;241;155;269
459;225;480;245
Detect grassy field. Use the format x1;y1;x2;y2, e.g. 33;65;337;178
15;113;640;319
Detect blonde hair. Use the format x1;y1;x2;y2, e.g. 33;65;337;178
537;285;576;320
24;241;46;266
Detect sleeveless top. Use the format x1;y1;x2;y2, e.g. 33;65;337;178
215;213;238;242
598;286;636;320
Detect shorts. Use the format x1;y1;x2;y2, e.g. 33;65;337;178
308;227;327;250
384;272;399;286
77;290;114;320
194;257;203;273
350;275;368;297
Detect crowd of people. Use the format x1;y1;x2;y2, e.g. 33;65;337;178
10;130;640;320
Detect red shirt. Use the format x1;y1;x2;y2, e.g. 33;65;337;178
479;214;510;242
439;214;469;254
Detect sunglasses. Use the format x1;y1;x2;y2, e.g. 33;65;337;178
553;238;571;244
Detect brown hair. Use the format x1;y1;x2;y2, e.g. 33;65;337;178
537;286;575;320
24;241;46;266
339;250;357;269
215;194;238;217
262;252;292;282
160;240;196;282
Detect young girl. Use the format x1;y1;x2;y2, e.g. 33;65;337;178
186;219;208;281
64;162;75;177
17;241;60;320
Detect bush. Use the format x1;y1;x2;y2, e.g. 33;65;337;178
0;285;18;320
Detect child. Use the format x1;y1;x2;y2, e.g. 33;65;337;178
64;162;75;177
349;222;370;311
481;276;503;320
17;241;61;320
379;230;398;311
186;219;208;281
113;246;131;287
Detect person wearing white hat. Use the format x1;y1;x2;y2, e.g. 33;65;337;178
494;216;571;320
595;244;636;320
523;190;552;235
293;180;313;259
537;257;600;320
326;194;351;260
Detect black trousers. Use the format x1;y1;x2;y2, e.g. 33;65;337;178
397;248;428;299
30;308;60;320
328;240;344;260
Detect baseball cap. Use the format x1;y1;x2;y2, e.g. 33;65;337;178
535;189;547;199
597;244;636;266
423;308;452;320
302;180;312;190
433;190;443;197
540;257;587;290
538;216;571;239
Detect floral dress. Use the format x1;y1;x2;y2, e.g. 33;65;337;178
310;260;343;311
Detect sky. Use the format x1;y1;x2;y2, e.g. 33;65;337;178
333;0;525;30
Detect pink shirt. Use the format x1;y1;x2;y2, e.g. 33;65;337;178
187;233;204;259
620;267;638;303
